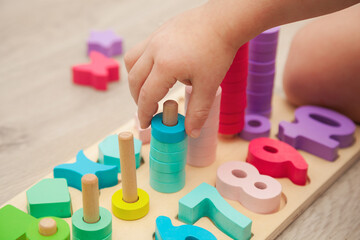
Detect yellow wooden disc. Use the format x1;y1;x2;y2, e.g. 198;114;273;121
111;188;149;220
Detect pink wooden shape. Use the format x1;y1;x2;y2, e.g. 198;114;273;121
216;161;282;214
72;51;119;91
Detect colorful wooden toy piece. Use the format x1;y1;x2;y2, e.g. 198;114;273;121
178;183;252;240
72;51;119;91
150;100;187;193
247;137;308;185
216;161;282;214
155;216;217;240
135;112;151;144
185;86;221;167
239;114;271;141
72;174;112;240
26;178;71;218
54;150;118;190
87;30;123;57
112;132;150;220
26;217;70;240
278;105;356;161
0;205;36;240
98;134;142;172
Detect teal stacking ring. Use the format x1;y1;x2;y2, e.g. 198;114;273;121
149;155;186;173
150;145;187;163
150;136;187;153
151;113;186;144
150;168;185;183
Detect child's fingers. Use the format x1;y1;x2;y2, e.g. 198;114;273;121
137;65;177;129
185;83;218;138
124;37;152;73
128;53;154;104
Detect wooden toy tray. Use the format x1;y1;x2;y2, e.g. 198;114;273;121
2;88;360;239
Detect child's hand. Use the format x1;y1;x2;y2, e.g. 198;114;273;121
125;4;242;138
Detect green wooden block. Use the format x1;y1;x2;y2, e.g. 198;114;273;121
0;204;36;240
26;178;71;218
26;217;70;240
98;134;142;172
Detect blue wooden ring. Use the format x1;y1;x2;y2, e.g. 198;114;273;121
150;136;187;153
151;113;186;144
149;155;186;173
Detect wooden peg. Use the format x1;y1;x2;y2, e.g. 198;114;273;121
162;100;178;126
38;217;57;236
82;174;100;223
118;132;138;203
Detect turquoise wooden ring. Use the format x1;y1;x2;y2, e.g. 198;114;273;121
149;155;186;173
150;177;185;193
150;168;185;183
72;207;112;240
150;136;187;153
151;113;186;144
150;145;186;163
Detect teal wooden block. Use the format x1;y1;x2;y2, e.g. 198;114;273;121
149;155;185;173
155;216;217;240
178;183;252;240
98;134;142;172
150;136;187;153
150;145;187;163
0;205;36;240
26;217;70;240
26;178;71;218
150;168;185;183
54;150;118;191
150;177;185;193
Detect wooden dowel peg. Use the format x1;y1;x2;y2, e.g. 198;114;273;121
163;100;178;126
38;217;57;236
118;132;138;203
82;174;100;223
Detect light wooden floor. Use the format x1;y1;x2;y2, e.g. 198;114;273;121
0;0;359;239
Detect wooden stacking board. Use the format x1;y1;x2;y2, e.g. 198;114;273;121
2;88;360;239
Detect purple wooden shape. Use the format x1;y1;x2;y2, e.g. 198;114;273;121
278;105;356;161
253;27;280;42
247;108;271;118
239;114;271;140
87;30;123;57
248;60;275;73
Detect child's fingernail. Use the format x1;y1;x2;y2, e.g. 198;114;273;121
190;129;201;138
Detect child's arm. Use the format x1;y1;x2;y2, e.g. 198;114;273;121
125;0;359;138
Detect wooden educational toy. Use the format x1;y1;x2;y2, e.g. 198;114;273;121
87;30;123;57
1;89;360;240
0;205;36;240
216;161;282;214
278;105;356;161
155;216;216;240
179;182;252;240
149;100;187;193
185;86;221;167
247;137;308;185
72;174;112;240
247;27;280;117
239;114;271;141
98;134;142;172
26;178;71;218
134;112;151;144
26;217;70;240
54;150;118;190
72;51;119;91
219;43;249;136
112;132;150;220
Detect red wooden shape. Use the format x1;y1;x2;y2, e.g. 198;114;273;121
72;51;119;91
246;137;308;185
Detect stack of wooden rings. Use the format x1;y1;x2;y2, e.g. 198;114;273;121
247;27;280;117
219;43;249;137
185;86;221;167
149;100;187;193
